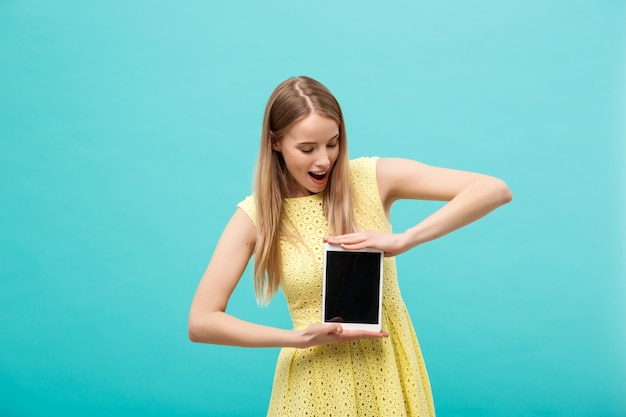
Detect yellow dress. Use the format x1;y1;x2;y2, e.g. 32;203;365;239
238;157;435;417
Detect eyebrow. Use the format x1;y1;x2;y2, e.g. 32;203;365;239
297;134;340;145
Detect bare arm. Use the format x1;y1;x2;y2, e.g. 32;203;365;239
188;208;388;348
325;158;512;255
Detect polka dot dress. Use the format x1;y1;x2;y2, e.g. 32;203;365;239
238;157;435;417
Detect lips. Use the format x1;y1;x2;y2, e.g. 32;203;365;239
309;171;328;184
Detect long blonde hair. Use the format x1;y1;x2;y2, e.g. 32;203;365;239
253;76;356;303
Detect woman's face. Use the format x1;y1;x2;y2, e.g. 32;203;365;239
273;112;340;198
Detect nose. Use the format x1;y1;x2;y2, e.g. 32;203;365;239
315;149;331;169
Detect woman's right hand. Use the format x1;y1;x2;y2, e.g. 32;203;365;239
296;323;389;348
189;209;389;349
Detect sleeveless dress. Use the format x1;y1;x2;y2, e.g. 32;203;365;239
238;157;435;417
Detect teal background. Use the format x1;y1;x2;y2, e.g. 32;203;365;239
1;1;624;416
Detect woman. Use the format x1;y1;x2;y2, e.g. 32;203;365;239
188;76;512;416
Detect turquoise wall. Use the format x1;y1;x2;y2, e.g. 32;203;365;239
1;1;624;416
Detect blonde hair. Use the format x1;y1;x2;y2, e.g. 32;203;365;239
253;76;356;303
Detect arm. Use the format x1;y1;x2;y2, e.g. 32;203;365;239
188;208;388;348
325;157;512;256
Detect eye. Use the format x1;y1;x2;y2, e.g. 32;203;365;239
327;141;338;148
301;148;314;154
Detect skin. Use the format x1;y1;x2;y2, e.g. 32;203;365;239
188;112;513;348
271;112;340;197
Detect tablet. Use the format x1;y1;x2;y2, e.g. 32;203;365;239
322;243;384;331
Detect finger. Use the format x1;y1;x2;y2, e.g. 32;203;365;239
338;240;372;251
324;233;363;243
321;323;342;334
328;238;369;249
342;329;388;339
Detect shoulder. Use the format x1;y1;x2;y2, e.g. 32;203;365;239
349;157;380;181
349;156;379;172
349;157;382;201
237;195;257;225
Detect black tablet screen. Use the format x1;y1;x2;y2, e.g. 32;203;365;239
324;251;381;324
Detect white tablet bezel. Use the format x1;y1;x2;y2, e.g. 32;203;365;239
321;243;384;331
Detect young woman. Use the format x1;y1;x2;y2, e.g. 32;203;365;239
188;76;512;416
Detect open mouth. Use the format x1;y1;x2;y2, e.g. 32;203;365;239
309;171;327;182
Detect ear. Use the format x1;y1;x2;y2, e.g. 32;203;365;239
269;131;282;152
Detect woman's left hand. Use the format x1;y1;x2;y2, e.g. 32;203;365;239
323;231;408;257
